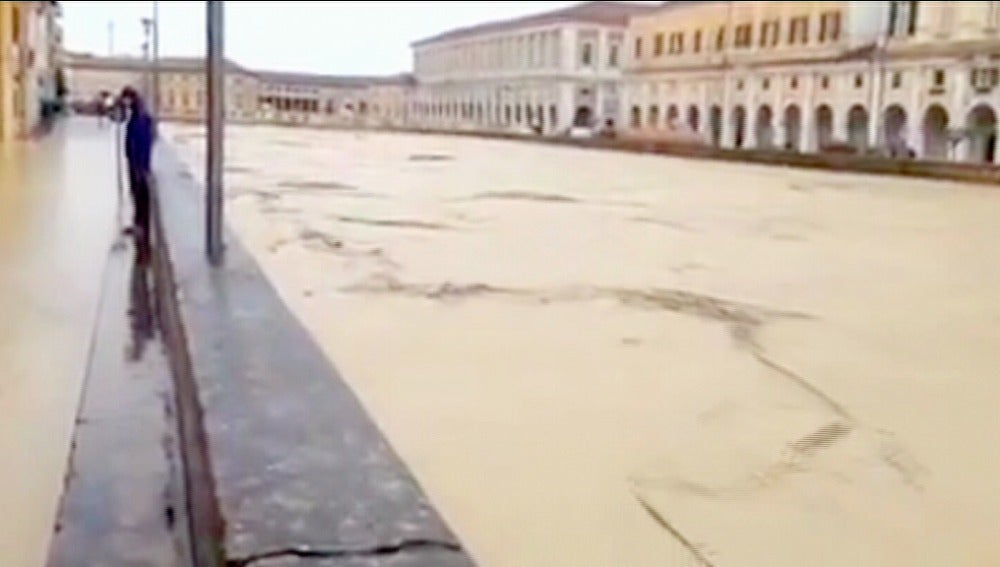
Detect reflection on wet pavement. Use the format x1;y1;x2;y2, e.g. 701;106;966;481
128;237;155;362
47;238;187;567
0;119;117;567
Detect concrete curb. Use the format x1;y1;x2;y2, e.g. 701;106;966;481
148;146;473;567
149;175;227;567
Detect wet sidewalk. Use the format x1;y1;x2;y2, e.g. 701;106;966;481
0;118;121;567
47;236;189;566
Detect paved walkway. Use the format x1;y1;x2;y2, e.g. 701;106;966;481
0;118;120;566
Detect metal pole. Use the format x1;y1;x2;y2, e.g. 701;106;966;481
152;0;160;117
206;0;224;265
141;17;152;101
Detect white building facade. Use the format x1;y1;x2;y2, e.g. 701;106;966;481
623;0;1000;164
409;1;656;135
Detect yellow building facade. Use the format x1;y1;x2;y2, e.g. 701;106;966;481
0;1;62;145
625;0;1000;163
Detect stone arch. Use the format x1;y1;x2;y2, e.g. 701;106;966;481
709;105;723;147
847;104;869;151
882;104;908;156
921;104;949;160
815;104;834;150
666;104;679;127
687;105;700;132
573;105;593;128
755;105;774;149
783;104;802;151
965;104;997;163
732;105;747;148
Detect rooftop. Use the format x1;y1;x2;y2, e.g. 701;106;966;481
65;52;413;88
411;1;658;48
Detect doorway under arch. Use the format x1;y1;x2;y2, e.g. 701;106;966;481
709;105;723;147
921;105;949;160
847;104;869;152
573;105;593;128
815;105;834;150
755;105;774;149
965;104;997;163
687;105;700;132
883;104;908;155
731;106;747;148
666;104;679;128
783;104;802;151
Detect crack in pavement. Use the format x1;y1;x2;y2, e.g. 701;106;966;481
226;537;465;567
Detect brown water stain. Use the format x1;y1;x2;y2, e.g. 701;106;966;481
631;217;695;232
408;153;453;161
334;216;452;231
469;191;579;204
277;180;358;191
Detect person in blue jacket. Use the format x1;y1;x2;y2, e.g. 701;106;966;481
120;86;157;238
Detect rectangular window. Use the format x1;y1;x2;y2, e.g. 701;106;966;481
829;12;842;41
716;26;726;51
693;29;702;53
789;16;809;44
667;32;685;54
654;33;664;56
635;37;642;58
891;71;902;88
970;67;999;91
581;42;593;66
734;24;752;48
820;12;842;42
608;44;619;67
932;69;945;87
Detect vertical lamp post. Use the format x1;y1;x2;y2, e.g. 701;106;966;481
206;0;224;265
152;0;160;117
141;17;152;101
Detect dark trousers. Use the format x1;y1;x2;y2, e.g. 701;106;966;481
128;165;151;234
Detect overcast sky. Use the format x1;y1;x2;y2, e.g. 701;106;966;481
62;1;658;75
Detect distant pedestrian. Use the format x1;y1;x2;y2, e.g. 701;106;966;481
119;86;157;241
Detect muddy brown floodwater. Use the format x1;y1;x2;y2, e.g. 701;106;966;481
169;124;1000;567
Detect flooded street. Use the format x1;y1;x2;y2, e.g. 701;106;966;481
0;120;117;566
169;123;1000;567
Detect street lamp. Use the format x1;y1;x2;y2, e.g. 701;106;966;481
205;0;225;266
141;17;152;101
152;0;159;117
